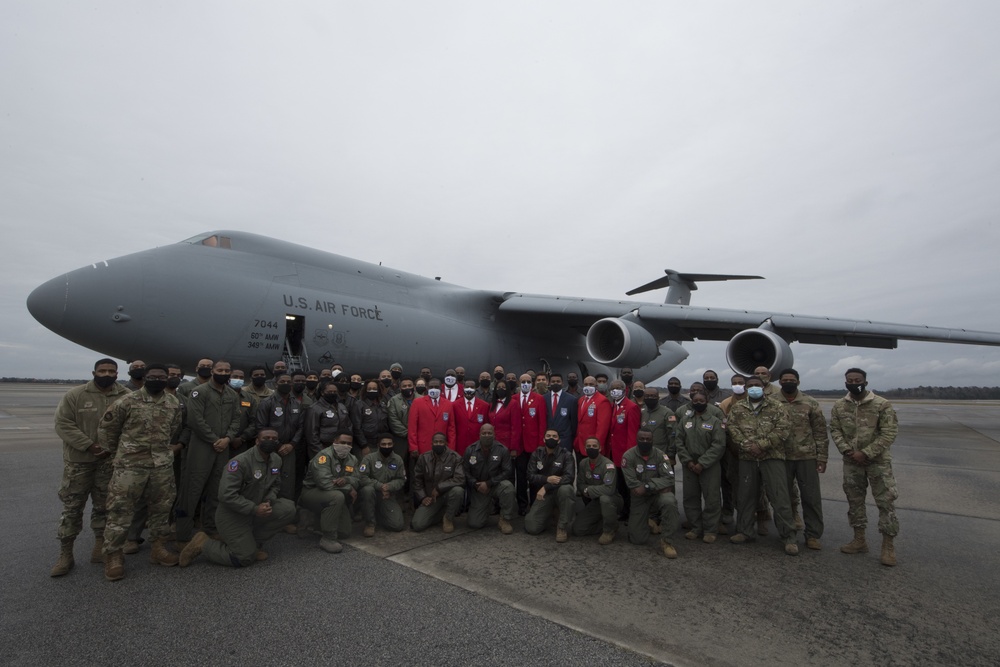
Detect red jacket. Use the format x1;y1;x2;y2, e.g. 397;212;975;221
453;396;491;455
574;392;612;457
407;395;456;454
608;398;641;465
489;398;523;454
517;390;548;454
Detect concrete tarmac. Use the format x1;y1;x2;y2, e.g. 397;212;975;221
2;385;999;666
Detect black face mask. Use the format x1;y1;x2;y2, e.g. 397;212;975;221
167;376;182;389
251;376;267;387
276;384;292;395
667;385;680;395
391;370;402;380
431;444;446;456
495;389;508;399
586;448;600;459
644;398;659;411
381;378;393;388
494;371;504;380
704;380;718;392
421;374;432;383
335;382;350;394
621;375;633;386
379;446;394;457
144;378;167;395
464;390;476;399
213;373;231;386
401;388;414;399
456;375;465;385
637;441;653;454
568;378;578;387
272;368;285;378
94;375;117;389
479;379;491;389
414;386;426;396
323;394;338;404
480;437;494;448
544;438;559;449
846;383;865;396
632;389;644;400
292;382;306;393
259;439;280;455
350;381;363;391
692;403;708;413
305;380;318;391
366;391;380;401
197;367;212;379
780;382;798;394
549;383;563;393
128;368;146;381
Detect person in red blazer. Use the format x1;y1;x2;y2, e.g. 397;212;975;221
516;373;548;513
407;378;456;455
453;381;491;456
488;380;522;455
607;379;641;465
574;376;612;459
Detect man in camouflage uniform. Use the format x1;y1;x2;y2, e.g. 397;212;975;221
777;368;829;550
830;368;900;566
358;433;407;536
51;358;129;576
727;376;798;555
675;391;727;543
622;428;680;558
299;431;360;553
572;436;622;545
178;428;295;568
98;364;184;580
462;424;515;534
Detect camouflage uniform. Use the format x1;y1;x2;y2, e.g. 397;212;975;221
727;396;795;544
99;388;183;555
781;390;830;540
621;446;680;546
675;411;727;537
53;380;128;541
830;391;899;537
358;450;407;531
299;448;361;540
202;446;296;567
572;454;623;536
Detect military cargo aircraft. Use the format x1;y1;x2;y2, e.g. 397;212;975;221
26;230;1000;381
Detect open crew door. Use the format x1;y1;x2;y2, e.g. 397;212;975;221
283;314;308;373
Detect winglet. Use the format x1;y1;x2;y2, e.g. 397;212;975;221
627;270;763;305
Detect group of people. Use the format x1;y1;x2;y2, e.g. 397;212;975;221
50;356;901;582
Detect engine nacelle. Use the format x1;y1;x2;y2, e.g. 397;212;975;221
586;317;659;367
726;328;795;377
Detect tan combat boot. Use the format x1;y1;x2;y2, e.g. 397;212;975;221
104;550;125;581
179;531;209;567
50;538;75;577
840;527;869;554
598;531;616;545
122;540;140;555
90;537;105;563
555;528;568;543
880;535;897;566
498;517;513;535
363;524;376;538
662;541;678;559
442;515;454;533
150;539;179;567
648;518;662;535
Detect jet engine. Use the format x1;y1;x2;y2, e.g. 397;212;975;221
725;328;794;377
586;317;659;367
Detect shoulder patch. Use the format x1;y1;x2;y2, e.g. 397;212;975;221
270;467;280;475
606;463;615;469
318;455;328;465
359;463;367;473
702;423;714;430
103;411;114;421
345;466;354;473
191;390;199;398
227;460;239;472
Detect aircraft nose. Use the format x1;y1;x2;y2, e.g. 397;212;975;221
26;274;69;333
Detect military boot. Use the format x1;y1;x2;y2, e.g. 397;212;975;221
90;537;105;564
442;515;454;533
661;541;678;559
880;535;897;566
840;527;869;554
104;550;125;581
150;539;179;567
179;531;209;567
598;531;616;545
50;538;75;577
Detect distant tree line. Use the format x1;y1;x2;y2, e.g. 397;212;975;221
802;387;1000;400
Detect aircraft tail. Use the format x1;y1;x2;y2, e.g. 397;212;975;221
626;270;763;306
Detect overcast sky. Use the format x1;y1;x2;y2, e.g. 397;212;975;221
3;2;999;388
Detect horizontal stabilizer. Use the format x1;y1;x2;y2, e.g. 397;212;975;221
626;271;763;297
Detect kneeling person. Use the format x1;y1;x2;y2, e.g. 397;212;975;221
180;429;296;567
298;431;361;553
411;433;465;532
358;433;407;536
524;430;575;542
572;437;623;545
463;424;515;534
623;428;681;558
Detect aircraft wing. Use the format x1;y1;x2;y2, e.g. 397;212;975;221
498;293;1000;349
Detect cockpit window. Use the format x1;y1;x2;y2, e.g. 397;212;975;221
182;234;232;249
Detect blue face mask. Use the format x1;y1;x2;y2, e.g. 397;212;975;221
229;378;245;390
747;386;764;400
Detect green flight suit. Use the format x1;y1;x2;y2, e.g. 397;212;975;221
572;454;623;536
357;450;407;532
675;411;726;537
411;449;465;532
462;440;515;529
621;446;680;546
523;446;576;535
299;448;361;540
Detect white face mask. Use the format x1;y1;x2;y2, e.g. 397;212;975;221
444;375;457;387
427;388;441;400
582;386;597;397
731;385;746;395
609;389;624;401
521;382;532;393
